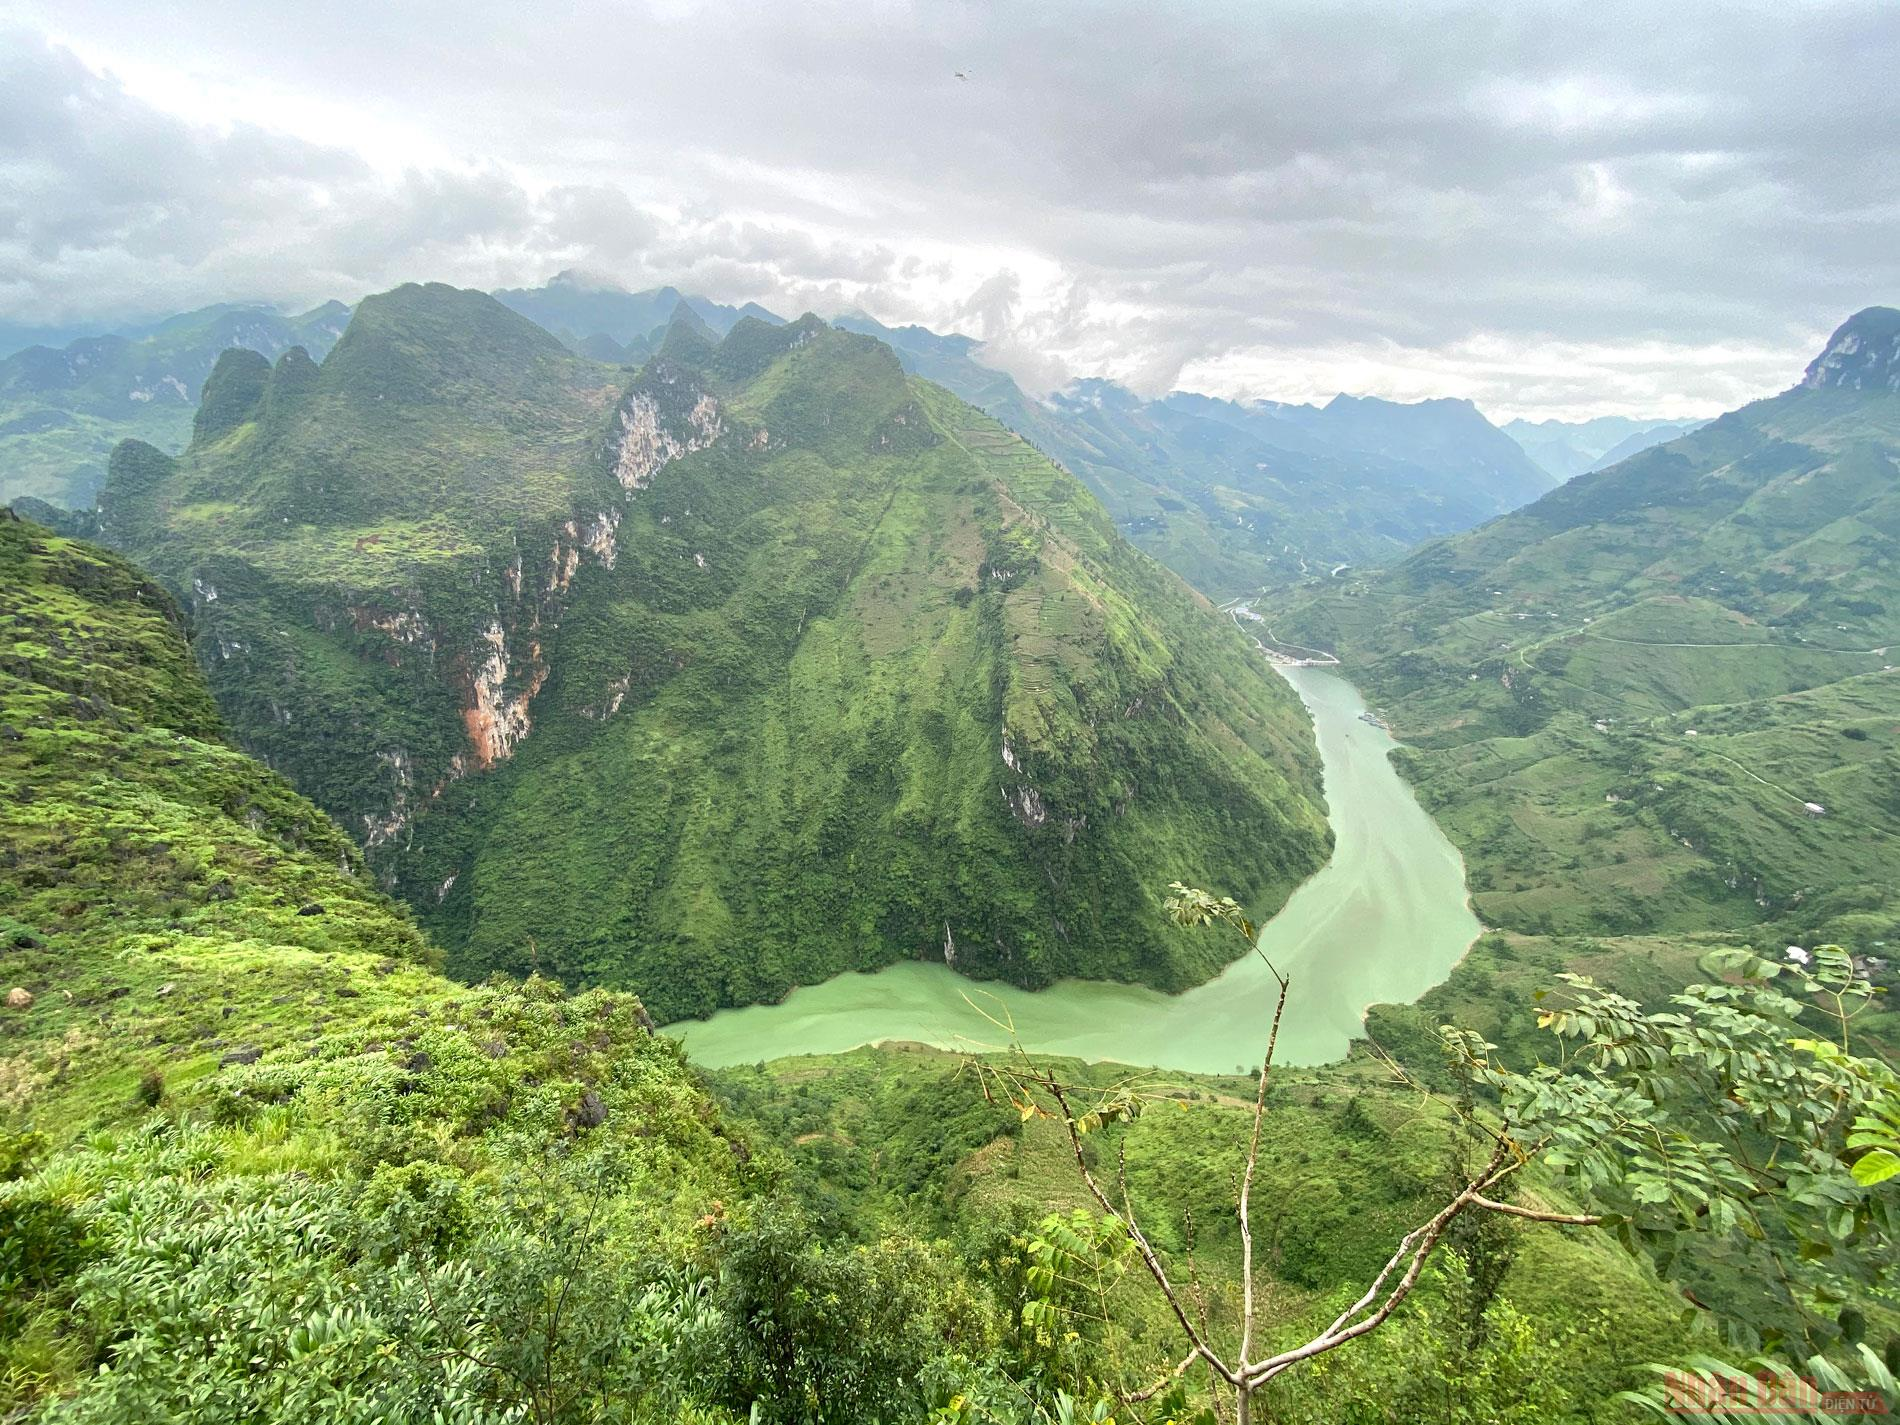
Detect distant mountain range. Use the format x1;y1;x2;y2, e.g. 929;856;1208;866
1502;413;1706;480
835;312;1560;595
1;271;1711;600
492;269;784;365
0;302;351;509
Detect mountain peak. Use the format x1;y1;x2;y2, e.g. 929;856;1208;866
1802;306;1900;392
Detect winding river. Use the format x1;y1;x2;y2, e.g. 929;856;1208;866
667;666;1480;1073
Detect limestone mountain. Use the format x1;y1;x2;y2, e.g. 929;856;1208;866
836;312;1549;597
0;301;350;510
94;282;1330;1021
1267;307;1900;954
1802;305;1900;393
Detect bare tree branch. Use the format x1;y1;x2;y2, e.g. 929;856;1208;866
1237;958;1289;1374
1470;1195;1603;1225
1041;1070;1239;1385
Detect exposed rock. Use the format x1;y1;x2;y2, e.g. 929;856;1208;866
567;1089;609;1130
296;902;325;916
1003;783;1049;828
461;620;547;769
1804;307;1900;392
5;987;32;1009
606;367;723;494
220;1045;262;1066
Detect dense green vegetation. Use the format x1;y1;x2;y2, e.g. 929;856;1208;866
89;284;1330;1021
0;302;349;510
1271;310;1900;1026
6;510;1895;1421
0;518;1685;1422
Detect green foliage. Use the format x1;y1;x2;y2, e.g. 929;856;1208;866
711;1201;998;1424
1458;946;1898;1357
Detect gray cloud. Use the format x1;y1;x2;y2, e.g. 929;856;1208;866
2;2;1896;417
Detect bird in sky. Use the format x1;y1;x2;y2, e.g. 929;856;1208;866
955;70;970;80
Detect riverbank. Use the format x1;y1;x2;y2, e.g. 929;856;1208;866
667;666;1480;1072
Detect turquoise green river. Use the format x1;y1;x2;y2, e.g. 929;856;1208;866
666;666;1480;1073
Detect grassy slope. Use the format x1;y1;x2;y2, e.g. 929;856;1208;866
0;511;744;1414
97;288;1331;1021
711;1045;1692;1422
1264;379;1900;1046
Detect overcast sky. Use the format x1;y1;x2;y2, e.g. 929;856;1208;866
3;1;1896;420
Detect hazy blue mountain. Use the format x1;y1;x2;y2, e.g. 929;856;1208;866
837;312;1545;595
1582;419;1705;472
0;301;351;510
1278;393;1557;510
1504;414;1704;480
492;270;784;361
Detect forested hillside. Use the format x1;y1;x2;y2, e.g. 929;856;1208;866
92;284;1331;1020
1271;308;1900;993
0;510;1714;1422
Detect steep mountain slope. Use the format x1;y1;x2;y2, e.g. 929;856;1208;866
0;507;757;1417
95;284;1330;1021
0;302;350;510
1267;307;1900;955
835;313;1536;596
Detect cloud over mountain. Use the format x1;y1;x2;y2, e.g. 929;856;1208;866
4;1;1896;417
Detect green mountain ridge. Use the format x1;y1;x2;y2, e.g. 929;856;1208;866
0;302;351;511
90;282;1332;1022
1266;306;1900;961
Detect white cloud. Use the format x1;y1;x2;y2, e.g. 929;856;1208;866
2;1;1896;419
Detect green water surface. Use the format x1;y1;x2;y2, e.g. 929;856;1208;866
667;666;1480;1072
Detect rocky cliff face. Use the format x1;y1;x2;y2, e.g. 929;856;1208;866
1803;306;1900;393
